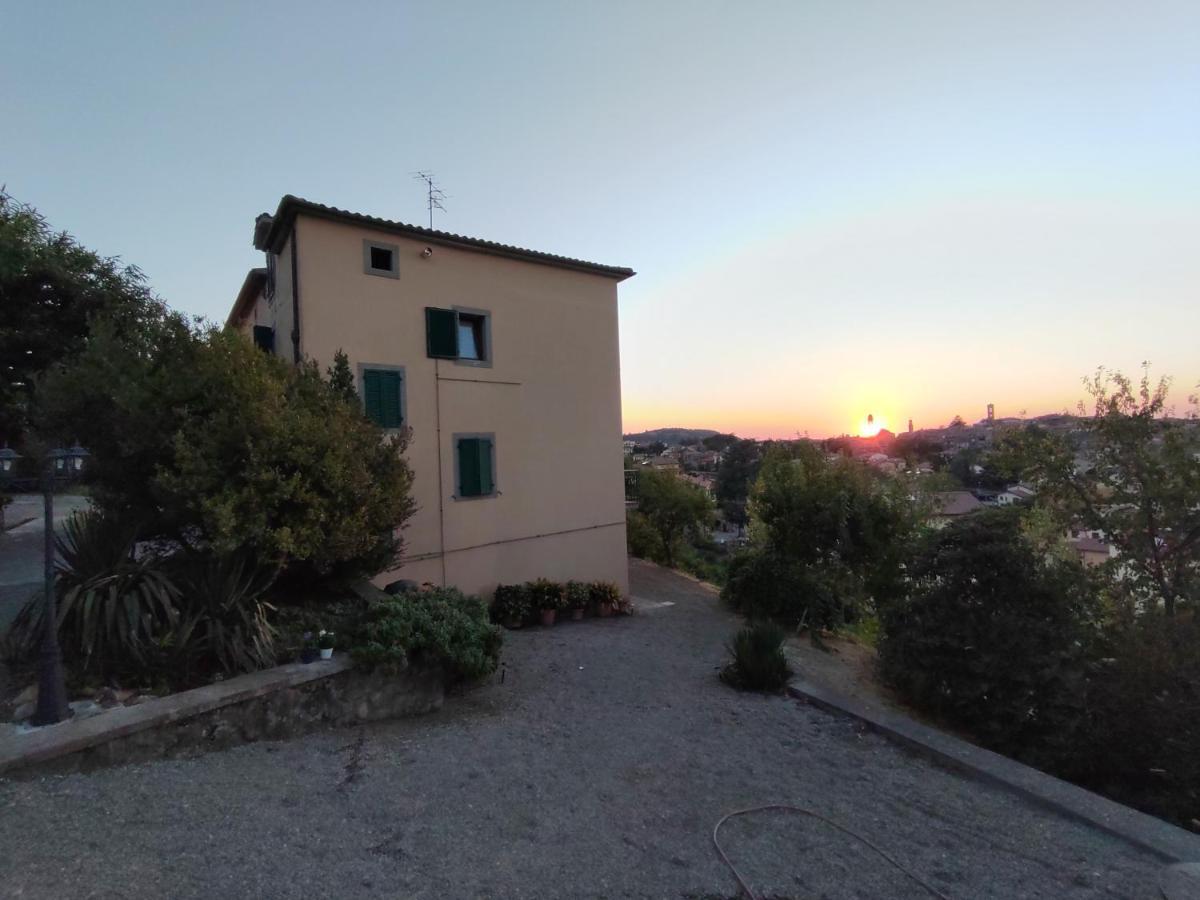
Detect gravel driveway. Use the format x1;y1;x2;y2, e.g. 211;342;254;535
0;559;1169;899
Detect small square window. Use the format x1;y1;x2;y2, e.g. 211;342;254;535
363;240;399;278
370;246;393;271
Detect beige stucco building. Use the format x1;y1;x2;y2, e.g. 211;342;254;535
227;195;634;597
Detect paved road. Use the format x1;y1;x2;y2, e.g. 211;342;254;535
0;494;89;633
0;559;1170;898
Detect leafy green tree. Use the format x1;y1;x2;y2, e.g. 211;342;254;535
38;315;416;582
714;438;761;529
0;190;160;442
878;507;1098;763
724;445;917;632
635;468;714;567
1014;367;1200;617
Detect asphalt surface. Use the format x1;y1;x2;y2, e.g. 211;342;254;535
0;494;90;634
0;559;1168;899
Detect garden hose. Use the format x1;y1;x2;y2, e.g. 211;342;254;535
712;804;954;900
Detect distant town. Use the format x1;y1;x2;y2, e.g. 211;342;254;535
625;407;1200;569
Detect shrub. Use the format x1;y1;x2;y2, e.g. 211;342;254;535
352;587;502;683
39;320;416;584
565;581;590;610
1074;614;1200;826
722;549;857;633
878;508;1098;761
490;583;531;625
625;509;665;562
720;621;790;691
529;578;566;612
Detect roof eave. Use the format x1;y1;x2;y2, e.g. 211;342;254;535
226;268;268;329
263;195;635;282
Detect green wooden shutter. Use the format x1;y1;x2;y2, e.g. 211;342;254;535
426;307;458;358
458;438;482;496
478;438;494;495
379;371;402;428
363;370;383;425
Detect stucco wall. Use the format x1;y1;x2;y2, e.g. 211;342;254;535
291;215;629;597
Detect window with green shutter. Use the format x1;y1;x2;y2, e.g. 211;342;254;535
456;435;495;498
426;306;491;364
426;307;459;358
362;368;404;429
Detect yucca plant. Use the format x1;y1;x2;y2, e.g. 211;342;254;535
721;621;791;692
5;510;179;680
163;550;278;683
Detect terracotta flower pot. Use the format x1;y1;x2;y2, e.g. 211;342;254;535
540;609;557;627
570;608;584;621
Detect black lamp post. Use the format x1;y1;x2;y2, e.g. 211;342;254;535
31;448;70;726
0;446;18;531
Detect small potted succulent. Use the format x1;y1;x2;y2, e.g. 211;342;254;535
300;631;319;664
492;583;531;630
318;630;335;660
590;581;622;618
565;580;590;621
530;578;565;626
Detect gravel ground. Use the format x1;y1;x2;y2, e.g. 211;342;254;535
0;559;1168;899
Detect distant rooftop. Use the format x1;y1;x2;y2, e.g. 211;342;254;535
253;195;635;281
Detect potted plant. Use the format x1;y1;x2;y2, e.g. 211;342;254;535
590;581;622;618
300;631;319;664
530;578;565;626
318;630;335;660
492;583;531;630
565;581;590;621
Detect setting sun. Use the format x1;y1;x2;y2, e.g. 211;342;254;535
859;414;886;438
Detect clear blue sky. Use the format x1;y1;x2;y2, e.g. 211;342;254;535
4;1;1198;437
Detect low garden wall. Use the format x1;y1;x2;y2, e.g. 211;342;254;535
0;658;443;778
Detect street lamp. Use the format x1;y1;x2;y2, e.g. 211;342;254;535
31;447;70;726
0;445;18;473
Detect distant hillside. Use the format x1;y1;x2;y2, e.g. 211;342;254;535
623;427;719;446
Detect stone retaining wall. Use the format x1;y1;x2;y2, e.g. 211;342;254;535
0;658;444;778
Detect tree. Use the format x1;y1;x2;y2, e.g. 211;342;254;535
0;190;160;443
635;469;714;567
723;445;917;633
949;414;966;428
326;349;358;404
878;507;1098;763
38;314;416;583
702;432;738;452
1015;366;1200;617
714;439;761;529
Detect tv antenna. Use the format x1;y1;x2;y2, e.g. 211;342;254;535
413;171;446;229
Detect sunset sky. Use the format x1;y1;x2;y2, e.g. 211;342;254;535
4;2;1198;438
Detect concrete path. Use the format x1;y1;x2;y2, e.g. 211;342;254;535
0;494;89;633
0;559;1170;898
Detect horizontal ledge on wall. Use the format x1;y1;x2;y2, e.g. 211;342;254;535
435;376;522;386
405;520;626;563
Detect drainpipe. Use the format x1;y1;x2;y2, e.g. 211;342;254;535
434;359;447;586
